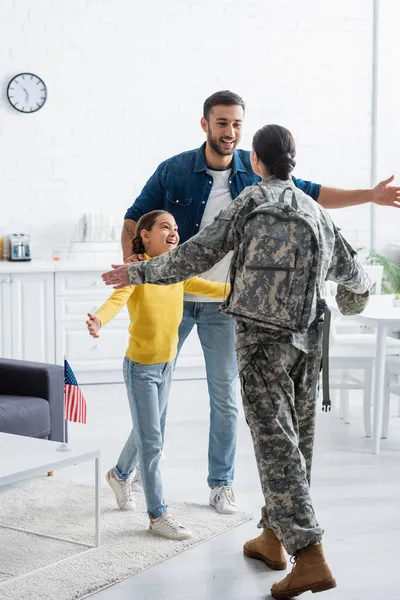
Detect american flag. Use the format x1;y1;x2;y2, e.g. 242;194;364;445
64;360;87;424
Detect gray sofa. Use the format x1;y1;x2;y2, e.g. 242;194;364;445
0;358;66;442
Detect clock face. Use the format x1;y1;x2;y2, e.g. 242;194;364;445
7;73;47;113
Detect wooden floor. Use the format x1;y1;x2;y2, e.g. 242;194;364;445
56;378;400;600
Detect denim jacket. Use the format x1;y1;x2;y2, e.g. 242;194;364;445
125;143;321;244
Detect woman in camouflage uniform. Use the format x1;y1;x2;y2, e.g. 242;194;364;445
103;125;370;599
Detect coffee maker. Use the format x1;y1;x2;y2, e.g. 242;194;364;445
5;234;32;262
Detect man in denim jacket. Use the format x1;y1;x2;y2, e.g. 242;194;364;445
122;91;399;514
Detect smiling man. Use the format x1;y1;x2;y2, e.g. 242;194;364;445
121;90;400;515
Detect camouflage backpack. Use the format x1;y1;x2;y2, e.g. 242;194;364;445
221;184;326;333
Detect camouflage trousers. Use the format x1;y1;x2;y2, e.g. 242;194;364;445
237;331;324;556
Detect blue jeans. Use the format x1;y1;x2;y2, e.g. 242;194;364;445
115;356;172;518
177;301;238;488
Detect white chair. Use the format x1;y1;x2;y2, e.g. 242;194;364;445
329;345;375;436
382;356;400;439
327;265;400;436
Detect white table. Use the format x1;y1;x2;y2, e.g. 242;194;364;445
326;294;400;454
0;433;100;585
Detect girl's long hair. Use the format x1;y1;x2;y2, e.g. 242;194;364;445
132;210;169;254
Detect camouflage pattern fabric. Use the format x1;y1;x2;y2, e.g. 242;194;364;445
236;322;324;556
336;283;370;316
126;176;371;555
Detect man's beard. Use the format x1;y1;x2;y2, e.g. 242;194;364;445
208;134;237;156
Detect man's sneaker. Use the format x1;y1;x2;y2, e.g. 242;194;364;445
131;467;142;492
106;468;136;510
149;514;193;540
209;485;239;514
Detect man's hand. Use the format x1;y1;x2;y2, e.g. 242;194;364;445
372;175;400;208
86;313;101;338
124;253;145;263
319;175;400;209
102;264;130;289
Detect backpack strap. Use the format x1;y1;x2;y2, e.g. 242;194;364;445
314;296;332;412
321;304;331;412
259;184;299;210
278;187;299;210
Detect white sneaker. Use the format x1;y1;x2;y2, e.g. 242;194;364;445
149;514;193;540
106;468;136;510
209;486;239;514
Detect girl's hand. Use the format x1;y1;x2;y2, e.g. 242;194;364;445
86;313;101;338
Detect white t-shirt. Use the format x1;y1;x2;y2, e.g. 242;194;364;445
185;168;233;303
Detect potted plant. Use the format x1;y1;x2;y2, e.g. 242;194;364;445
366;250;400;294
365;248;400;311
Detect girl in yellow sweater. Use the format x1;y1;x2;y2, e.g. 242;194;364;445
86;210;229;540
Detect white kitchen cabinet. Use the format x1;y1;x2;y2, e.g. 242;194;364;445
0;269;55;363
56;320;128;384
55;270;130;384
11;273;55;363
0;275;12;358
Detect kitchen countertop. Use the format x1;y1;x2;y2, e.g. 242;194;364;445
0;259;54;273
0;259;121;274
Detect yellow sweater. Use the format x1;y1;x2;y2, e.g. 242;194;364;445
95;261;230;365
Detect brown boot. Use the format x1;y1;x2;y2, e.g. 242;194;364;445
243;528;287;570
270;543;336;599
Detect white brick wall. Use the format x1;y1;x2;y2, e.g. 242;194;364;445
0;0;380;258
374;0;400;253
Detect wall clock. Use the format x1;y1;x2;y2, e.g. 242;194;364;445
7;73;47;113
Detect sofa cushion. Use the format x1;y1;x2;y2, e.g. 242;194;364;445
0;396;51;438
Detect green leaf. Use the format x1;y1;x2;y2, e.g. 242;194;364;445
366;251;400;294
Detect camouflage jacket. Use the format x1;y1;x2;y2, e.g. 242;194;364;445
127;177;370;347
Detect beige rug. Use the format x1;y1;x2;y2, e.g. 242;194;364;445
0;478;252;600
